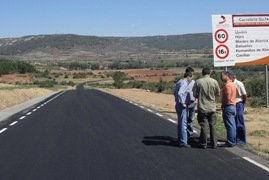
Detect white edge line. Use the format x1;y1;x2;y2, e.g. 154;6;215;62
140;106;145;109
9;121;18;126
32;109;37;112
167;118;177;124
19;116;26;120
243;157;269;172
134;103;138;106
156;113;163;117
147;109;153;112
26;112;32;115
0;128;8;134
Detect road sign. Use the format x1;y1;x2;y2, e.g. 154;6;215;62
215;45;229;59
215;29;228;43
212;14;269;67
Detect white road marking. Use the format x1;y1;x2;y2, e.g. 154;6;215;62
26;112;32;116
19;116;26;120
134;103;138;106
0;128;8;134
167;118;177;124
243;157;269;172
37;106;41;109
44;92;65;105
156;113;163;117
140;106;145;109
9;121;18;126
32;109;37;112
147;109;153;112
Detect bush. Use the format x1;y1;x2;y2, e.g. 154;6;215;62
246;78;264;97
112;71;126;89
0;59;36;75
37;80;57;88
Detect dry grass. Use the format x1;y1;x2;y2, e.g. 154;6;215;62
0;74;34;84
101;88;269;157
0;87;53;110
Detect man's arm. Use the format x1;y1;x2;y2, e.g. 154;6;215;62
240;83;247;104
178;80;188;107
192;82;199;98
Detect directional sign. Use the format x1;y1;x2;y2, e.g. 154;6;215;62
212;14;269;67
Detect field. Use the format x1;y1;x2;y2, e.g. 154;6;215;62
0;74;34;84
0;87;54;110
101;88;269;158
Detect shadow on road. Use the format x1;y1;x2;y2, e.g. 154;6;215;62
142;136;201;148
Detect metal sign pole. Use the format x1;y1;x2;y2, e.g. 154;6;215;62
265;65;269;108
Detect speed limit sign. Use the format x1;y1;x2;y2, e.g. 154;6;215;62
214;29;228;43
215;45;229;59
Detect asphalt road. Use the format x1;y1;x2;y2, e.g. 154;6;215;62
0;86;268;180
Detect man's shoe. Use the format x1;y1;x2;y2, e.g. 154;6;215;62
179;144;191;148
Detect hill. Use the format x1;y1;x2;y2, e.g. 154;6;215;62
0;33;213;62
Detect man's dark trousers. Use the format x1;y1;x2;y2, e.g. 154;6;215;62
197;111;217;148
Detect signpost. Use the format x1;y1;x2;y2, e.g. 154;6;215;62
212;14;269;107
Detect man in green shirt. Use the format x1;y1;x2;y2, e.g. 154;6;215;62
193;68;220;149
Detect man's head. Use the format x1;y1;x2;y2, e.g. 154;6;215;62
221;71;230;82
185;67;194;73
202;68;210;76
227;71;236;82
184;71;193;82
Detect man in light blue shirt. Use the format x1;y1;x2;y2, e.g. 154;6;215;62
174;71;195;147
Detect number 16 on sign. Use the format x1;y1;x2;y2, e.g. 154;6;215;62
215;45;229;59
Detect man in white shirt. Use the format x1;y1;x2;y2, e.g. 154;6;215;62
228;71;247;145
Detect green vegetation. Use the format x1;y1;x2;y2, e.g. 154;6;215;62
0;59;36;75
249;130;269;138
112;71;126;89
34;80;57;88
58;62;100;70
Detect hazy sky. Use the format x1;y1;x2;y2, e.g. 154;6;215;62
1;0;269;37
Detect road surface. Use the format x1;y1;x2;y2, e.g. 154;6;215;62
0;86;268;180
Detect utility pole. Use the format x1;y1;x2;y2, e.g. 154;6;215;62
265;65;269;108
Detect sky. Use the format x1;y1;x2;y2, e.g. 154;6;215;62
1;0;269;38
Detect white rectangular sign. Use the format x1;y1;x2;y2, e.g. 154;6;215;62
212;14;269;67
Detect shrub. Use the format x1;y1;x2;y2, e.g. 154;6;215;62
112;71;126;89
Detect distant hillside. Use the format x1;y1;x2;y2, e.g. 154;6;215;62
0;33;212;62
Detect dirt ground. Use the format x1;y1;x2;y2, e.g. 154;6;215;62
101;88;269;158
0;87;54;110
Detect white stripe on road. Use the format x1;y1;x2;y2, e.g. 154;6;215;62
156;113;163;117
32;109;37;112
0;128;8;134
134;103;138;106
147;109;153;112
19;116;26;120
9;121;18;126
243;157;269;173
26;112;32;116
140;106;145;109
167;118;177;124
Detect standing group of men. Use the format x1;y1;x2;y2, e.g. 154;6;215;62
174;67;247;148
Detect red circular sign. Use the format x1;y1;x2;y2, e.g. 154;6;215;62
215;29;228;43
215;45;229;59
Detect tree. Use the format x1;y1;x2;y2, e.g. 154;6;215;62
112;71;126;89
